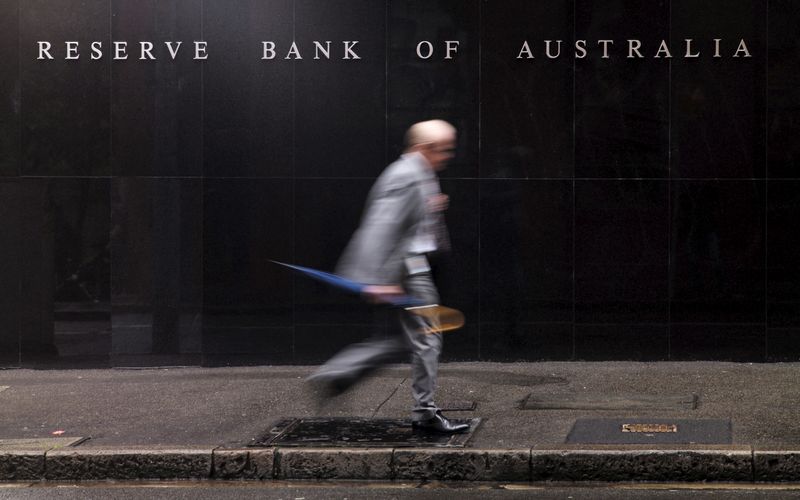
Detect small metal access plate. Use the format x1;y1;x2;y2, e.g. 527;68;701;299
521;393;698;411
440;400;477;411
566;418;731;444
622;423;677;433
249;417;481;448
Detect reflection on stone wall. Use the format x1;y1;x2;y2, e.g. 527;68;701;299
0;0;798;366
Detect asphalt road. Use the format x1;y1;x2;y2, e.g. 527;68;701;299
3;482;800;499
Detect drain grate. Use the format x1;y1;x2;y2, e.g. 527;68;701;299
521;393;698;411
566;418;731;444
249;417;480;448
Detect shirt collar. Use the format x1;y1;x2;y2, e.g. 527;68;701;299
401;151;435;174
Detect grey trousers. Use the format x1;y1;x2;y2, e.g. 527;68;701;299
308;271;442;421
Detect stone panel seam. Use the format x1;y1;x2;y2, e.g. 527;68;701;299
389;447;396;481
210;445;220;479
42;449;49;479
244;450;253;480
262;447;277;480
528;447;533;482
273;447;282;480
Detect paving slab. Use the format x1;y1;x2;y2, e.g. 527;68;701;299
0;362;798;482
0;437;86;452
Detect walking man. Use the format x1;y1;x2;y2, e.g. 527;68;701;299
308;119;468;433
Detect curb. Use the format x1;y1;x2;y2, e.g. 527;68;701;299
2;447;800;482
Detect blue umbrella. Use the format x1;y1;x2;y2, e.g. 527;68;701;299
271;261;425;307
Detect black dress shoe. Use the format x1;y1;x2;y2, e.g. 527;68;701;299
412;411;470;433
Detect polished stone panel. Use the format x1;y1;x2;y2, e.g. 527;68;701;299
767;328;800;362
203;0;293;177
203;179;294;330
389;0;479;178
295;0;386;178
575;181;669;323
0;302;19;366
111;179;202;359
480;180;573;324
19;179;111;365
294;324;386;364
670;0;767;179
202;327;294;365
7;0;790;364
671;181;765;323
436;179;479;328
16;180;53;361
0;181;21;365
767;181;800;327
441;323;478;361
0;0;19;177
575;324;668;361
574;0;669;178
20;0;110;176
0;181;21;308
481;0;573;179
767;0;800;178
293;178;374;325
670;324;765;362
111;0;202;176
480;323;573;362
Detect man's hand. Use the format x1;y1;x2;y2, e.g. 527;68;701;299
427;193;449;213
362;284;405;304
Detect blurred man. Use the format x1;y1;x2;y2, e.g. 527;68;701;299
308;120;467;433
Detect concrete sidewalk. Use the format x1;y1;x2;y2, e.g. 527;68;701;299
1;362;799;482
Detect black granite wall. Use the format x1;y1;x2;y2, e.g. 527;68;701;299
1;0;798;367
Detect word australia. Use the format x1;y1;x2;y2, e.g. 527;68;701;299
517;38;752;59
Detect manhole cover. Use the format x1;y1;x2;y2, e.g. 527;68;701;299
250;417;480;448
566;418;731;444
521;394;698;411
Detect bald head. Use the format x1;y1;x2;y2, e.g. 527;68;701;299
404;120;457;171
405;120;457;149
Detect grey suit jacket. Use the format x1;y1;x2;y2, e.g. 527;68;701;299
336;153;438;285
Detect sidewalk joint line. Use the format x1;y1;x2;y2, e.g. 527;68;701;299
371;377;406;419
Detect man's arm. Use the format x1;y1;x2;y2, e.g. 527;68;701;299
336;175;420;286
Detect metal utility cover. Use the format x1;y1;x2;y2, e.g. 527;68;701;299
440;400;477;411
250;417;480;448
521;393;698;411
566;418;732;444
